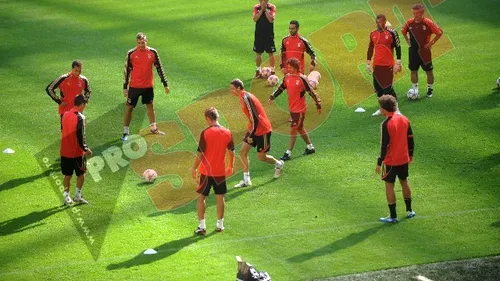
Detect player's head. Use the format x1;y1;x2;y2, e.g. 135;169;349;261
204;107;219;125
136;32;148;49
74;95;88;111
378;95;397;114
71;60;82;77
376;14;387;30
286;58;300;74
230;79;245;96
260;0;269;4
412;3;425;21
289;20;299;36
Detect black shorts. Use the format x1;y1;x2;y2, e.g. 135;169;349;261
253;34;276;54
127;87;154;107
290;112;305;130
409;49;433;72
373;66;395;97
61;156;87;177
244;132;271;153
196;175;227;196
381;163;409;183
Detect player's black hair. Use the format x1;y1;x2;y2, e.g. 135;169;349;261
376;14;386;20
286;58;300;71
412;3;425;10
72;60;82;68
204;107;219;121
230;79;244;90
136;32;147;40
290;20;299;28
378;95;397;112
74;95;88;106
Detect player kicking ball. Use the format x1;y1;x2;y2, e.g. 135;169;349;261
376;95;416;223
229;79;284;188
268;58;321;161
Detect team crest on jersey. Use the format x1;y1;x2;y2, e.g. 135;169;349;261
422;26;427;31
78;82;83;87
296;80;300;86
298;42;302;48
147;54;152;59
385;35;389;39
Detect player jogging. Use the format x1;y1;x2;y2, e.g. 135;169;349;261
122;32;170;141
46;60;91;121
60;95;92;205
229;79;284;188
191;107;234;235
366;14;402;116
253;0;277;78
376;95;416;223
279;20;316;74
269;58;321;161
402;3;443;98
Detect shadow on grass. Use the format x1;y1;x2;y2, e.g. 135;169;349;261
287;224;385;263
0;167;59;193
106;232;215;270
490;221;500;228
0;205;67;236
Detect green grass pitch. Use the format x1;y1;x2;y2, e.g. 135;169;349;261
0;0;499;280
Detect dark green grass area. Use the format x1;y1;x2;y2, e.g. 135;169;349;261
0;0;499;280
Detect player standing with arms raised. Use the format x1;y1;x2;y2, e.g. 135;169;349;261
402;4;443;98
279;20;317;74
253;0;277;78
191;107;234;235
367;14;402;116
46;60;92;121
122;32;170;141
376;95;416;223
229;79;284;188
269;58;321;161
60;95;92;205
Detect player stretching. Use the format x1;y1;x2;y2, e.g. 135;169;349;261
122;32;170;141
279;20;316;74
269;58;321;161
253;0;277;77
46;60;91;121
60;95;92;205
229;79;284;188
191;107;234;235
366;14;402;116
376;95;416;223
402;3;443;98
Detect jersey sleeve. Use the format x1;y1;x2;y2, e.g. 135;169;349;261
301;37;316;59
367;31;375;61
378;118;390;166
76;114;89;152
426;18;443;35
389;29;402;60
243;94;260;136
401;19;411;36
270;77;287;100
197;130;206;152
253;5;260;16
123;51;133;89
300;75;321;109
280;37;287;68
151;49;169;87
407;122;414;157
81;76;92;100
227;132;235;151
45;74;66;104
269;4;276;19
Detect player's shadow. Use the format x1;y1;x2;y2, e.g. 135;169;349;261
287;225;384;263
106;232;215;270
490;221;500;227
0;205;67;236
0;168;59;193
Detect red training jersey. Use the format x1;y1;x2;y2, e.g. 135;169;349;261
271;73;321;113
367;28;402;67
60;107;89;158
402;18;443;63
378;112;414;166
280;34;316;73
239;91;272;136
46;73;91;115
197;125;234;177
123;46;168;89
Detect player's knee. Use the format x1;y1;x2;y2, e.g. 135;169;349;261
257;152;267;161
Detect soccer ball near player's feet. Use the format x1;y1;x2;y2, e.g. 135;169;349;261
497;77;500;88
143;169;157;183
267;75;279;86
308;79;319;90
407;89;419;100
260;67;272;78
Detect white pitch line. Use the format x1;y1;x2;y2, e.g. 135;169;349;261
1;206;499;277
415;275;434;281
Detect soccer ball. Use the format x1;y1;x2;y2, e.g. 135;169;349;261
497;77;500;88
385;21;392;29
260;67;273;78
308;79;319;90
267;75;279;86
143;169;157;182
407;88;419;100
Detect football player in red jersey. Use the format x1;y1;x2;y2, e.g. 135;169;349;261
402;4;443;98
269;58;321;161
279;20;317;74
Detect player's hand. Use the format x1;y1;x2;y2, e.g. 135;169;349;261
260;1;266;8
366;61;373;74
164;87;170;95
409;156;413;164
268;98;275;105
60;101;68;107
309;63;316;72
375;165;381;175
226;166;234;177
281;67;286;74
191;167;197;179
393;64;401;74
317;107;322;114
245;136;254;144
86;149;93;157
123;89;128;97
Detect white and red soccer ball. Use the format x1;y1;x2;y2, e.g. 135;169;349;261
267;75;279;86
407;88;419;100
143;169;157;182
260;67;273;78
307;71;321;90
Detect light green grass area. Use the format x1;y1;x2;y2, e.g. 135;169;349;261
0;0;499;280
